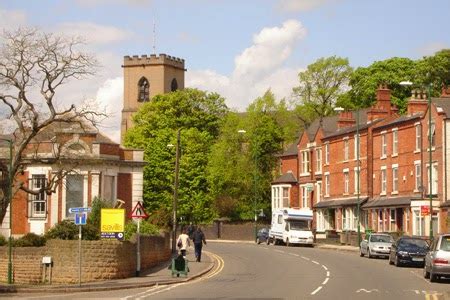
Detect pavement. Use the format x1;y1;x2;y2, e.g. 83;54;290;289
0;240;358;294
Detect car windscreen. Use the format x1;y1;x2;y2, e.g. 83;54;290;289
440;236;450;251
370;235;393;243
289;220;309;231
399;239;428;249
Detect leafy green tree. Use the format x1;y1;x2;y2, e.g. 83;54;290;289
415;49;450;94
124;88;228;226
347;57;416;112
207;91;284;220
292;56;353;126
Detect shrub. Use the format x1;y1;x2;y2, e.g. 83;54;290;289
0;234;7;246
45;219;78;240
82;223;100;240
88;197;114;229
124;220;160;240
14;233;46;247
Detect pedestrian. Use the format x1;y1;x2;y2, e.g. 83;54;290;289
176;228;190;258
192;226;207;262
187;223;195;239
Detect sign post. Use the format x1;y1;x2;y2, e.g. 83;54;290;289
69;207;90;287
131;201;148;277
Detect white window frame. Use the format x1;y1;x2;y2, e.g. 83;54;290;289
324;143;330;165
414;160;421;192
354;167;360;195
316;181;322;203
428;121;436;150
301;186;309;208
344;137;349;161
29;174;47;218
315;148;322;174
301;150;310;175
392;164;398;194
324;172;330;197
415;123;421;153
378;209;384;232
426;162;438;196
389;208;396;232
354;134;360;160
343;168;349;194
392;128;398;156
381;166;387;195
381;131;387;158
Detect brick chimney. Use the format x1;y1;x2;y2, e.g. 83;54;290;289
441;85;450;98
337;111;356;128
367;84;394;122
407;89;428;115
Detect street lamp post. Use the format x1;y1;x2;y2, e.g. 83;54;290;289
1;138;13;284
401;81;433;239
169;129;181;254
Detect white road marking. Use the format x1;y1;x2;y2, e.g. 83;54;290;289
275;249;285;253
301;256;310;261
312;260;320;265
356;288;379;293
327;271;330;277
261;247;269;250
322;265;328;270
311;286;323;295
289;253;300;257
322;278;329;285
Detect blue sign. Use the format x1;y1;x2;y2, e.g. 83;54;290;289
101;232;124;240
74;213;87;226
69;207;91;213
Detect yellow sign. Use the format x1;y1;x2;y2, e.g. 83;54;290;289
101;209;125;233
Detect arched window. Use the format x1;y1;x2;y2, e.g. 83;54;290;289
171;78;178;92
138;77;149;102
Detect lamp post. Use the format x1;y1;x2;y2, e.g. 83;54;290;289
168;129;181;254
400;81;433;239
1;138;13;284
334;107;361;247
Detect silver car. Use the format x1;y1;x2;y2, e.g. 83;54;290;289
360;233;394;258
424;234;450;282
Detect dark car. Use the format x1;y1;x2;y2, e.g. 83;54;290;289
256;228;269;244
389;236;429;267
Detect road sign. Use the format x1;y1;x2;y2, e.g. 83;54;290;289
131;201;148;218
75;213;87;225
421;205;430;216
69;207;91;214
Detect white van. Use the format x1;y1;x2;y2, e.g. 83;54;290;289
268;208;314;246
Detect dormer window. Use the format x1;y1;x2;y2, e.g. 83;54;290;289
138;77;149;102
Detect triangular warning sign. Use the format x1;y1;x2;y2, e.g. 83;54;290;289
131;201;148;218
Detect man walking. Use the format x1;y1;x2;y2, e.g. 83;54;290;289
192;226;207;262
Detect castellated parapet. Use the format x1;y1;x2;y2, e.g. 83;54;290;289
123;53;185;70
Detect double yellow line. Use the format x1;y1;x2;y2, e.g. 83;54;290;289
425;292;445;300
203;251;225;279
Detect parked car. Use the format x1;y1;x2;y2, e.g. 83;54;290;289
360;233;394;258
256;228;269;244
389;236;429;267
424;234;450;282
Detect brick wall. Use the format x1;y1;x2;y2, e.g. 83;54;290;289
0;234;170;284
200;222;269;241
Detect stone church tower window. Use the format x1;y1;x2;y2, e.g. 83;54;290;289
138;77;150;102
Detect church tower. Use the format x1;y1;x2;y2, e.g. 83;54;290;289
121;53;186;143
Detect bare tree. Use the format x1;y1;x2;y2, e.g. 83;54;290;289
0;28;105;224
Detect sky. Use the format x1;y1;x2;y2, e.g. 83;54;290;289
1;0;449;143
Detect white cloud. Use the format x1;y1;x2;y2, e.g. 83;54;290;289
95;77;123;143
0;8;27;30
277;0;337;12
58;22;133;45
187;20;306;111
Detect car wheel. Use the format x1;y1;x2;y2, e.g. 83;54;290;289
368;249;372;259
266;238;270;245
423;265;430;279
394;255;401;267
256;237;260;244
360;249;364;257
389;257;394;265
430;269;438;282
286;238;290;247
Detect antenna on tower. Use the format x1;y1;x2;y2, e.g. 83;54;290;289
152;20;156;54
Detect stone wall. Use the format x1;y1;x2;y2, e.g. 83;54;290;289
199;222;269;241
0;234;170;284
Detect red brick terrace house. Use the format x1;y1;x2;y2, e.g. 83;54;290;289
273;85;450;239
0;122;145;237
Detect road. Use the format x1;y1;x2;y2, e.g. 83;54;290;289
9;242;450;299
